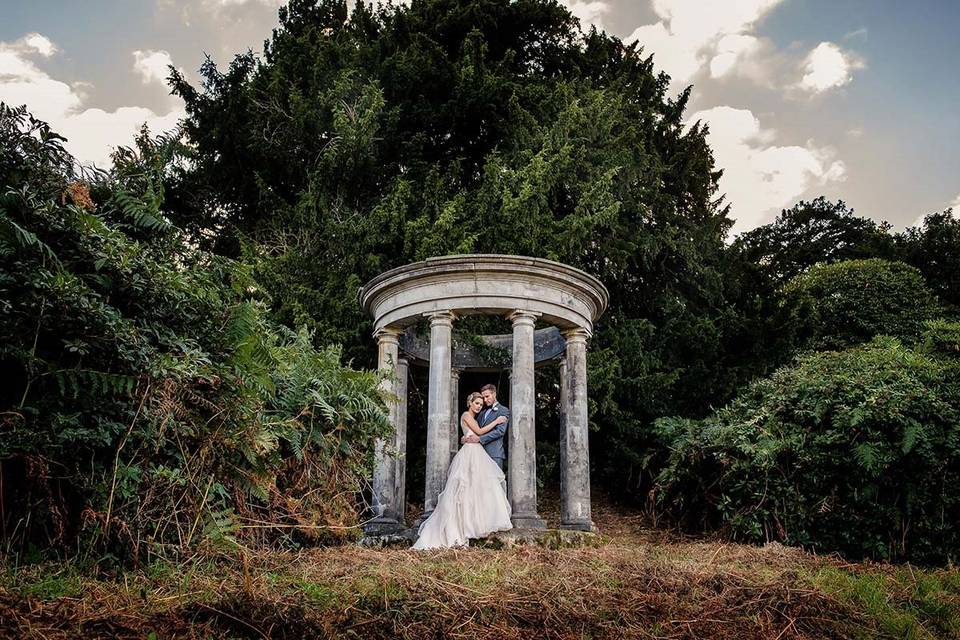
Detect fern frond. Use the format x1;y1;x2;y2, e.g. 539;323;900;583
112;189;172;233
47;368;138;399
0;209;62;268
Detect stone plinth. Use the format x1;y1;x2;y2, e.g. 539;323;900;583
358;527;603;550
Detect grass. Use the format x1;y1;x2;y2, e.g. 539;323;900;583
1;496;958;639
808;565;960;639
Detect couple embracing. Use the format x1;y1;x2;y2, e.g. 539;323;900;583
412;384;513;550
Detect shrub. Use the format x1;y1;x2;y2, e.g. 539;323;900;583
654;326;960;563
0;105;391;562
782;258;940;350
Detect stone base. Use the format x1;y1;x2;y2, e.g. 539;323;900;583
471;528;602;550
413;511;433;528
362;518;406;536
559;520;597;533
358;527;602;550
358;528;418;549
510;514;547;530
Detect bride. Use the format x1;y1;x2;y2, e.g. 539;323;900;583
412;392;513;550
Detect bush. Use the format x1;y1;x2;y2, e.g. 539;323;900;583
654;326;960;563
782;258;940;351
0;105;390;562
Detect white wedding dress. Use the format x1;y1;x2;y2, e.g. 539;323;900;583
411;415;513;550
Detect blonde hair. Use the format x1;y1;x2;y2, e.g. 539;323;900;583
466;392;483;408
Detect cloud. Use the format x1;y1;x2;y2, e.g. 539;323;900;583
0;46;82;124
0;34;184;168
206;0;282;5
796;42;864;94
133;49;179;85
23;33;57;57
202;0;284;8
626;0;784;85
908;193;960;228
54;107;184;164
559;0;611;29
710;34;761;78
689;106;847;233
844;27;868;41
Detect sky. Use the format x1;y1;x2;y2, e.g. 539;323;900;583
1;0;958;235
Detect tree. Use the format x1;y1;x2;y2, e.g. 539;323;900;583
717;199;904;389
897;210;960;315
730;197;897;286
166;0;738;497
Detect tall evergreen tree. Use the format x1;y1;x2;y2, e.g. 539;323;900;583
166;0;737;497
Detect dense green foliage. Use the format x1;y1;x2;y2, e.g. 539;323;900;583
654;324;960;563
730;198;898;286
152;0;960;560
3;0;960;565
898;210;960;313
719;198;960;398
783;258;940;351
0;105;390;560
165;0;740;496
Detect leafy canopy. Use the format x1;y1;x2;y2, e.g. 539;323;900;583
167;0;735;494
654;324;960;564
783;258;940;351
0;104;390;559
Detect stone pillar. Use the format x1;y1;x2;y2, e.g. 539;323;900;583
365;328;403;534
560;328;594;531
422;311;454;520
559;356;568;481
508;310;546;529
392;357;409;526
449;369;461;464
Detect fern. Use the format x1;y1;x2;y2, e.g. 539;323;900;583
202;508;240;549
112;189;172;233
854;442;881;473
2;105;392;557
48;369;137;399
901;422;925;454
0;209;62;267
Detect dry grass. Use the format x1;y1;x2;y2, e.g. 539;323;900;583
2;494;958;639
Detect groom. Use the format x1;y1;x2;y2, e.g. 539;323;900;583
461;383;508;470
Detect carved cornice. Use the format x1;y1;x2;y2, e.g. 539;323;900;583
360;255;609;334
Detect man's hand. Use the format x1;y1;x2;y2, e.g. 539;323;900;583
460;434;481;444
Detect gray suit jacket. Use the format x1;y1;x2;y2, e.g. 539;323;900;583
478;402;509;461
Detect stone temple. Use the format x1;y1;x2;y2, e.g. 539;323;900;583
359;254;608;535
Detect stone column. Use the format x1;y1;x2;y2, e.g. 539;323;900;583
559;356;568;482
449;369;461;464
508;310;546;529
365;328;403;534
560;328;594;531
392;357;409;526
422;311;455;521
